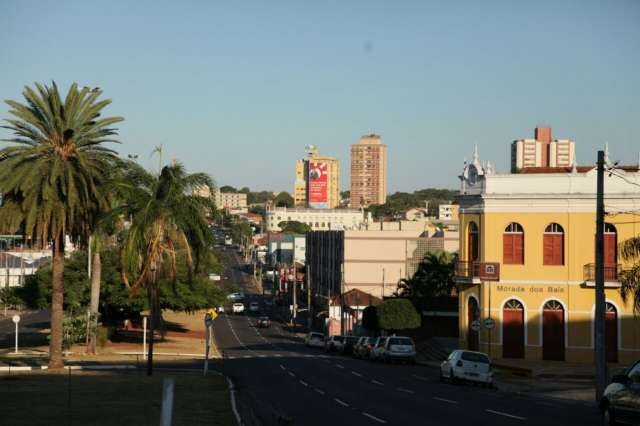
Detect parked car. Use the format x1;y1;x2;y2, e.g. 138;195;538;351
340;336;360;356
325;335;346;352
305;332;325;348
256;316;270;328
600;360;640;425
370;337;388;361
232;303;245;314
381;336;416;364
249;301;260;313
440;350;493;387
353;337;376;359
227;292;244;301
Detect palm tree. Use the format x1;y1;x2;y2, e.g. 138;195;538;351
119;162;214;375
620;237;640;314
396;251;457;311
0;82;123;368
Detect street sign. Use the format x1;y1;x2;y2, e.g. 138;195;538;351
470;320;481;332
12;315;20;324
484;318;495;329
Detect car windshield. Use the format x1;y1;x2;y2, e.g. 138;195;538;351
461;352;490;363
388;337;413;346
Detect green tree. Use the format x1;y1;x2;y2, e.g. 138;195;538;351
0;82;123;368
361;305;379;333
278;221;311;234
395;251;457;311
376;298;421;332
119;162;214;375
219;185;237;193
274;191;294;207
620;237;640;314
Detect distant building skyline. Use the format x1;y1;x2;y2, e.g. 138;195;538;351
350;134;388;208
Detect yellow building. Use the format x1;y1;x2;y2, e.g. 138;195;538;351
294;146;340;209
456;148;640;364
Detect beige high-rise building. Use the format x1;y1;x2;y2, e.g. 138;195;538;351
511;127;575;172
350;134;387;208
293;146;340;209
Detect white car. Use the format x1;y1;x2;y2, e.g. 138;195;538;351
369;337;388;361
232;303;245;314
305;332;325;348
227;292;244;301
324;335;345;352
440;350;493;387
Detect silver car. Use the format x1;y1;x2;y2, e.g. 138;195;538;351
369;337;388;361
381;336;416;364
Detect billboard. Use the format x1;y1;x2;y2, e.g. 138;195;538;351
308;161;329;208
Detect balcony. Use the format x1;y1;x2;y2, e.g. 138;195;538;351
583;263;624;284
455;261;500;282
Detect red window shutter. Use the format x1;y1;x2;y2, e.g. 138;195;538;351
543;235;554;265
513;234;524;264
604;234;617;266
503;234;514;264
552;235;564;265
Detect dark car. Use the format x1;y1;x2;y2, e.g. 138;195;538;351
601;360;640;425
339;336;360;355
256;316;271;328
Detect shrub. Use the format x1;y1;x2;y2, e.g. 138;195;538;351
376;298;421;332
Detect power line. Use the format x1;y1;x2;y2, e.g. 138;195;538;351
606;167;640;189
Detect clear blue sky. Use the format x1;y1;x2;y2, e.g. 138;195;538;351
1;1;639;192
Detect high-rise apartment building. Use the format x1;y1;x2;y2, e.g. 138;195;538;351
293;146;340;209
511;127;575;172
350;134;387;208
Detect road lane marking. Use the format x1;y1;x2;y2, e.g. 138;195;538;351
279;365;286;371
486;410;526;421
243;355;251;359
335;364;345;369
396;387;415;394
258;355;266;358
334;398;349;407
288;371;296;377
362;412;387;423
351;371;363;377
227;356;236;360
275;354;282;357
314;388;325;395
433;397;458;404
299;380;308;387
371;380;384;386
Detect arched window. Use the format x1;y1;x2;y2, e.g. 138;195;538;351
503;223;524;265
543;223;564;266
468;222;479;262
604;223;618;269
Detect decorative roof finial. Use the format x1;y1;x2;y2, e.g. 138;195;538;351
472;144;479;164
571;149;578;174
604;143;610;166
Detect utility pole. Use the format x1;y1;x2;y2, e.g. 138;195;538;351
595;150;608;402
292;264;297;329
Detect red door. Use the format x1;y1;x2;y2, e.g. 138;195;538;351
606;303;618;363
543;301;565;361
502;300;524;359
467;298;479;351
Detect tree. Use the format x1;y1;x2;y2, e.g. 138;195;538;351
274;191;294;208
119;162;214;375
278;221;311;234
0;82;123;368
361;305;379;333
219;185;237;193
239;187;251;194
620;237;640;314
376;298;421;332
395;251;457;311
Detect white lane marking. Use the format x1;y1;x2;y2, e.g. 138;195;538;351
335;364;345;369
279;364;286;371
227;356;236;360
275;354;282;357
288;371;296;377
304;354;315;358
351;371;363;377
258;355;266;358
371;380;384;386
433;397;458;404
243;355;251;359
314;388;325;395
299;380;308;387
396;387;415;394
362;412;387;424
334;398;349;407
486;410;526;421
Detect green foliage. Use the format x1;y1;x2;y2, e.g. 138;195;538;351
396;251;457;310
376;298;421;331
620;236;640;314
219;185;237;193
367;188;458;219
340;190;350;200
0;286;21;308
361;305;379;332
278;220;311;234
274;192;294;208
62;309;88;350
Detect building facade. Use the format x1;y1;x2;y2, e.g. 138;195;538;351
456;148;640;364
350;134;387;208
267;233;306;265
438;204;459;221
193;186;248;211
294;146;340;208
511;127;575;172
266;206;367;232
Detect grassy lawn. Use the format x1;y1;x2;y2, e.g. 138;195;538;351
0;370;235;426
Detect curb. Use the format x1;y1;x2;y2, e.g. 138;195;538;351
226;377;244;426
0;364;136;372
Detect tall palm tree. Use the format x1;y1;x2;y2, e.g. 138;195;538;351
620;237;640;314
119;162;214;375
0;82;123;368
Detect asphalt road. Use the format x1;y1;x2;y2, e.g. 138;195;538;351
213;248;602;426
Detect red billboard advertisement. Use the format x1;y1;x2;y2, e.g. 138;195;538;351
308;161;328;208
